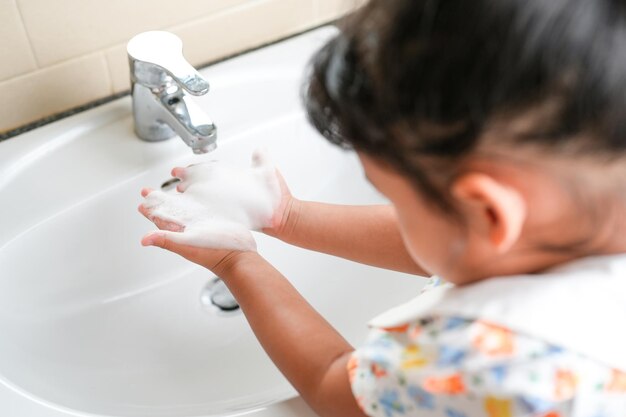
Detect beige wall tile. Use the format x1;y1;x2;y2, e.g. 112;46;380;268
18;0;249;67
2;0;355;133
0;0;37;81
0;53;111;132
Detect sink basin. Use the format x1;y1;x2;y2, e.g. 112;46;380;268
0;28;425;417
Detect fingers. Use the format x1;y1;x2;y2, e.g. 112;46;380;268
137;200;157;222
156;217;185;232
176;181;190;193
169;168;189;193
171;164;208;193
138;188;185;232
174;162;216;181
171;167;186;180
137;203;151;219
138;203;184;231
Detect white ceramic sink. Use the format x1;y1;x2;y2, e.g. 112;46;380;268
0;28;425;417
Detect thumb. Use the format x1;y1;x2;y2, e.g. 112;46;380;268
142;231;177;249
141;230;209;263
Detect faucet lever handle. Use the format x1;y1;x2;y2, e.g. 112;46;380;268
127;31;209;95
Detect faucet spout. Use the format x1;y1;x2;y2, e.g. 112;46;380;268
159;86;217;153
127;31;218;153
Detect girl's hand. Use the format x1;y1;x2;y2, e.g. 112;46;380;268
138;187;245;275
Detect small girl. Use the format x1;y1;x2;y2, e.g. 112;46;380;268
139;1;626;416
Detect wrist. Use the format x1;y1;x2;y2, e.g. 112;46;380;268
211;251;262;278
267;197;303;242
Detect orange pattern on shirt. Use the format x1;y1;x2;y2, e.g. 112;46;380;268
408;324;422;340
484;396;513;417
401;344;429;369
554;369;577;400
423;374;466;394
607;369;626;392
381;323;410;333
371;363;388;378
472;321;515;356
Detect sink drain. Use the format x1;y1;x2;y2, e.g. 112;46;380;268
200;277;241;315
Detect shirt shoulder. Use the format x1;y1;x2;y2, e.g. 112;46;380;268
350;316;626;417
369;257;626;372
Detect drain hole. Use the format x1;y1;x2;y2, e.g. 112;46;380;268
200;277;240;314
161;177;181;191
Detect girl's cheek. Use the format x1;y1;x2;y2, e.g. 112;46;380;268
396;203;467;279
397;211;445;272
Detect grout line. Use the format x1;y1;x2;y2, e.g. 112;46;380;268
166;0;268;33
13;0;41;68
96;0;252;53
0;50;109;84
101;51;115;95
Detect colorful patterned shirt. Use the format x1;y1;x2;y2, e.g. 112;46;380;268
349;278;626;417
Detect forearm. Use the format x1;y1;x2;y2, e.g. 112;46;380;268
269;200;428;276
216;252;366;417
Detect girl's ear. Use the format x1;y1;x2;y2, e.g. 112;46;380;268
451;173;527;253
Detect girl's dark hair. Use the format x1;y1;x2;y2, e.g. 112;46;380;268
305;0;626;212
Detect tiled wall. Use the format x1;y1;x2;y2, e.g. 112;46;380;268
0;0;362;135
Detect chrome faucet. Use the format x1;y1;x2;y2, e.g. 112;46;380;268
127;31;217;154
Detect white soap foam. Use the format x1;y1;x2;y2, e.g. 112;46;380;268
143;150;281;251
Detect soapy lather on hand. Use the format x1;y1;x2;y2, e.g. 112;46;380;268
139;150;282;252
